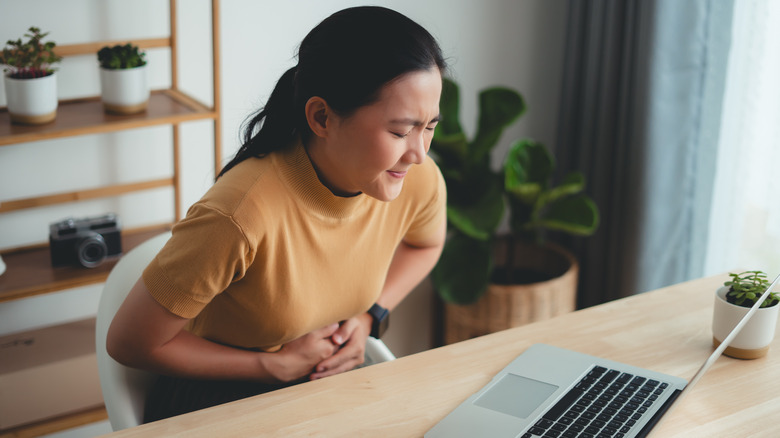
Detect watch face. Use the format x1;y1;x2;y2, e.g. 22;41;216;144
370;304;389;338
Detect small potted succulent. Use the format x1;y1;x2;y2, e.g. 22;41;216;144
97;43;149;114
0;27;62;124
712;270;779;359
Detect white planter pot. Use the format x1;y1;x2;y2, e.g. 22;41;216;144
3;72;58;124
712;286;779;359
99;65;149;114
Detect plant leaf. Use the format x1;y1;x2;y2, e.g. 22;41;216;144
431;232;493;305
543;172;585;205
535;195;600;236
471;87;525;163
430;131;469;172
446;176;504;240
437;78;463;137
504;139;553;204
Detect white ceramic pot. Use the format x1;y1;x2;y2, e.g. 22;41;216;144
99;65;149;114
712;286;779;359
3;72;58;124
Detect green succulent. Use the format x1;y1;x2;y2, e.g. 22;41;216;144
0;27;62;79
97;43;146;70
725;270;779;308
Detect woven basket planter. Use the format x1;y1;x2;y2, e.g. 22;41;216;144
443;238;578;344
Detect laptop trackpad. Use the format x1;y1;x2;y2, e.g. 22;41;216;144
474;373;559;419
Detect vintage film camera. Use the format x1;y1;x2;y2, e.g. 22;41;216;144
49;213;122;268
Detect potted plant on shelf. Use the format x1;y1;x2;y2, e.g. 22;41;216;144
712;270;779;359
0;27;62;125
97;43;149;114
430;78;599;344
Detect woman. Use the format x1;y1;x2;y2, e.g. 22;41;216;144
107;6;447;422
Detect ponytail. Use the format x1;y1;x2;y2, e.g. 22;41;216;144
217;66;301;178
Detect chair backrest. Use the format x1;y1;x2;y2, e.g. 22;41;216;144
95;231;171;431
95;231;396;430
363;336;396;367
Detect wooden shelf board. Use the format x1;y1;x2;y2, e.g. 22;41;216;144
55;37;171;57
0;224;171;303
0;178;174;214
0;90;218;146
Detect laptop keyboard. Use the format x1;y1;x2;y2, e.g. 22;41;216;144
522;366;670;438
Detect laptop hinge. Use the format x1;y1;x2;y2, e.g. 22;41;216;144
636;388;683;437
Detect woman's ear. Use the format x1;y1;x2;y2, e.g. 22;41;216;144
305;96;331;138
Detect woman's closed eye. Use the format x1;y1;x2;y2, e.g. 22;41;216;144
392;126;436;138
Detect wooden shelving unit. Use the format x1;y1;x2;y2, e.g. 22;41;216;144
0;225;171;303
0;0;221;434
0;0;221;301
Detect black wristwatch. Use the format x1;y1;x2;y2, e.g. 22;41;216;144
367;303;390;339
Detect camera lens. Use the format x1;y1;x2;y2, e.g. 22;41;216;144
77;233;108;268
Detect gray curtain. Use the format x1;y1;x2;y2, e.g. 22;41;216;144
554;0;734;308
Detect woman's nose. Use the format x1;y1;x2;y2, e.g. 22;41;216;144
406;134;427;165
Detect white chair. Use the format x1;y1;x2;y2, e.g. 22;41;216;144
95;232;169;430
95;231;395;431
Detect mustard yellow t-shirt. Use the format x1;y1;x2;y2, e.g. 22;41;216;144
143;142;446;351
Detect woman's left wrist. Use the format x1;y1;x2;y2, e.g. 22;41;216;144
359;312;373;332
366;303;390;338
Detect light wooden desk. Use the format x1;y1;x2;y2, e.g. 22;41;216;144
105;274;780;437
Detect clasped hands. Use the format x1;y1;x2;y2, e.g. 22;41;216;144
267;313;373;383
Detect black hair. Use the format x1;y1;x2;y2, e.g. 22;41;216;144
218;6;447;178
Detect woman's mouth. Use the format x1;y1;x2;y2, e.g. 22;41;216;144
387;170;407;179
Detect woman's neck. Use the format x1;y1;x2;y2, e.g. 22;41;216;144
303;138;360;198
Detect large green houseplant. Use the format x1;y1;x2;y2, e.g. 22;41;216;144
430;78;599;342
430;78;520;304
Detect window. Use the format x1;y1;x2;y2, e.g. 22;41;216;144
706;0;780;275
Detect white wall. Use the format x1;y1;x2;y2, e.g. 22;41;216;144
0;0;566;358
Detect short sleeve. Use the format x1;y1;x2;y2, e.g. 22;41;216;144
402;157;447;247
142;203;254;318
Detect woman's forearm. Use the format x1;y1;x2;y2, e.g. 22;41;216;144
136;328;279;380
107;280;275;381
377;219;446;310
107;278;338;383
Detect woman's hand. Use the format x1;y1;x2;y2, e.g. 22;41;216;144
265;323;342;383
309;313;372;380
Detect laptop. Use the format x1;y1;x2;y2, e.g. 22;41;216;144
425;274;779;438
